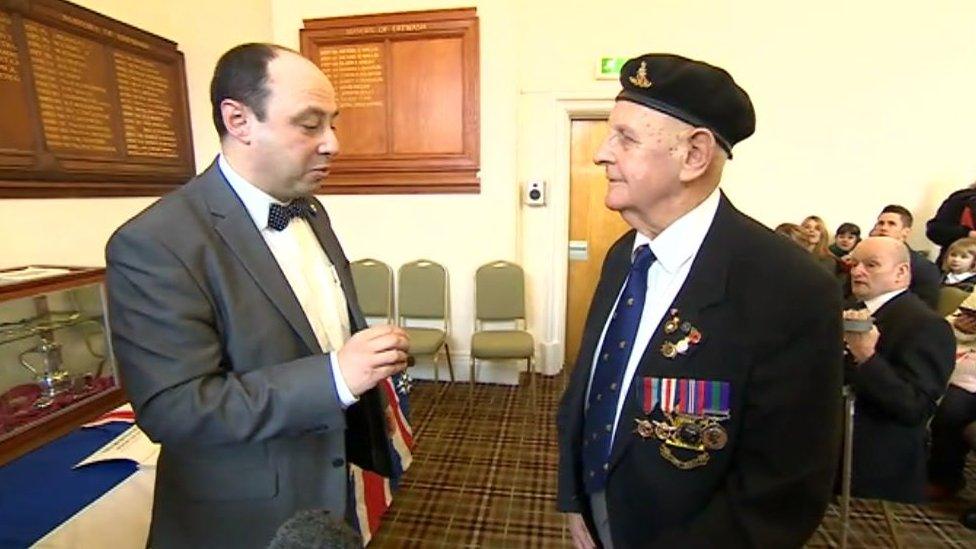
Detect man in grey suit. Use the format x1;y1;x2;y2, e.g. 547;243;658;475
106;43;409;548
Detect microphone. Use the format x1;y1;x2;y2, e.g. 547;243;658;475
267;509;362;549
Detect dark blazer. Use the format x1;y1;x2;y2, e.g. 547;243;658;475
909;250;942;310
845;291;954;503
926;187;976;265
106;162;391;548
557;194;844;548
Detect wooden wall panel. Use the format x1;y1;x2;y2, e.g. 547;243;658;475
390;38;463;155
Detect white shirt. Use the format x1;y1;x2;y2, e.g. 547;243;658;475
946;271;975;285
587;188;721;445
218;154;357;407
864;288;907;315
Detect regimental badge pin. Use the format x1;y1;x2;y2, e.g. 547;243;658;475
628;60;652;88
660;309;702;359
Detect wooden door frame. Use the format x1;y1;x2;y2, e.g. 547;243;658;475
545;98;614;374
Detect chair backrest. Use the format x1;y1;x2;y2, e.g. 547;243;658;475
475;261;525;322
938;286;971;317
398;260;448;323
350;259;393;322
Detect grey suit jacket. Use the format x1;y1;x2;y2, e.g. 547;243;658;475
105;161;391;548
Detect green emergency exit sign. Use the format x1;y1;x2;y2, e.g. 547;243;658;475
597;57;628;79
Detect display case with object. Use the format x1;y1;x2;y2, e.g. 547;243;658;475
0;266;125;465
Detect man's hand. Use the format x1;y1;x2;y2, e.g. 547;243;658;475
337;325;409;396
566;513;596;549
844;325;879;364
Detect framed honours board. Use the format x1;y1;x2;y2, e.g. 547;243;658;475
0;0;194;197
301;8;480;194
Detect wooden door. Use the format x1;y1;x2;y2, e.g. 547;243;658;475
565;119;631;367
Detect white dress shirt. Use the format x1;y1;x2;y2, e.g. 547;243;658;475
946;271;975;285
587;188;721;446
218;155;357;407
864;288;907;315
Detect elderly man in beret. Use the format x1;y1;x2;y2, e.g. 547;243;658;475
556;54;844;548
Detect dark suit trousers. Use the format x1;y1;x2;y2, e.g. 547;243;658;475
929;385;976;489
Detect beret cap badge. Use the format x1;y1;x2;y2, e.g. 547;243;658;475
628;61;652;89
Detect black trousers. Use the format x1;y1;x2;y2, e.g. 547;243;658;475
928;385;976;488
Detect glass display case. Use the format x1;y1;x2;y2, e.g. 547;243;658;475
0;266;124;465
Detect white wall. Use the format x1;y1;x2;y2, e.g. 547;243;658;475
516;0;976;372
4;0;976;377
272;0;522;380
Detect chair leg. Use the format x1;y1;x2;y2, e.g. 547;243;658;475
840;389;855;549
881;500;902;549
433;351;440;383
444;344;455;383
469;358;476;406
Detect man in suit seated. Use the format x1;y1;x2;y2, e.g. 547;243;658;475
557;53;843;548
869;204;942;310
106;44;410;548
843;236;955;502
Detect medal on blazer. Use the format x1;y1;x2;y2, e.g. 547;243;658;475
660;309;702;359
634;376;731;469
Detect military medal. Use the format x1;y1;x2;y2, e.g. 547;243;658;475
702;423;728;450
659;310;702;359
661;341;677;358
635;376;732;470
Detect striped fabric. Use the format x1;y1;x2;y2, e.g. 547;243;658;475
349;374;414;545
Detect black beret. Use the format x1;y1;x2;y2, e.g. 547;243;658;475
616;53;755;157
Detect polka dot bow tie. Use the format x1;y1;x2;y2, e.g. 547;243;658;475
268;199;316;231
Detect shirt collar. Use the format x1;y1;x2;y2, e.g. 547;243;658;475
218;154;285;231
633;187;721;272
864;288;907;314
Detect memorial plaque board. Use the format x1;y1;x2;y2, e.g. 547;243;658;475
302;8;479;194
0;0;194;197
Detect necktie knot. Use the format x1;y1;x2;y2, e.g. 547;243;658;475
632;244;655;272
268;198;315;231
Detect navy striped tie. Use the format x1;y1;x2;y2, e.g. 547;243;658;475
582;244;655;494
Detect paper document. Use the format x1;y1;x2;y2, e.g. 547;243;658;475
75;425;160;469
0;266;73;285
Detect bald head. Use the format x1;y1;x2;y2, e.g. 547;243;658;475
849;236;912;300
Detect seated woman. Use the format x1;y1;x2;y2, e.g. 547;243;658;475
829;222;861;259
802;215;845;274
927;292;976;500
941;237;976;292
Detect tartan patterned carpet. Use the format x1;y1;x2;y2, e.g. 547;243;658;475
370;375;976;548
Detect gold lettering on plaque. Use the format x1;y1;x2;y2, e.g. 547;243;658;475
24;20;118;153
114;50;179;158
0;12;20;83
319;44;384;109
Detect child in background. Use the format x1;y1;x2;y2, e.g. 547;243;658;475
829;222;861;259
942;237;976;292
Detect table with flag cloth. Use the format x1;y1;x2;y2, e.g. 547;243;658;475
0;376;413;548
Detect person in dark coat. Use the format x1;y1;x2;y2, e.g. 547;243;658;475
926;182;976;266
557;53;843;549
843;237;955;503
870;205;941;310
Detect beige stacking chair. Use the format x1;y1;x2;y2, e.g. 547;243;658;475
398;259;454;383
350;259;394;324
470;261;534;394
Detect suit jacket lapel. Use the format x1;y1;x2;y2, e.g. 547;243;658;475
199;163;322;354
607;193;735;468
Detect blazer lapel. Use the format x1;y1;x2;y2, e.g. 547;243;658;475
607;194;736;468
199;163;322;354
